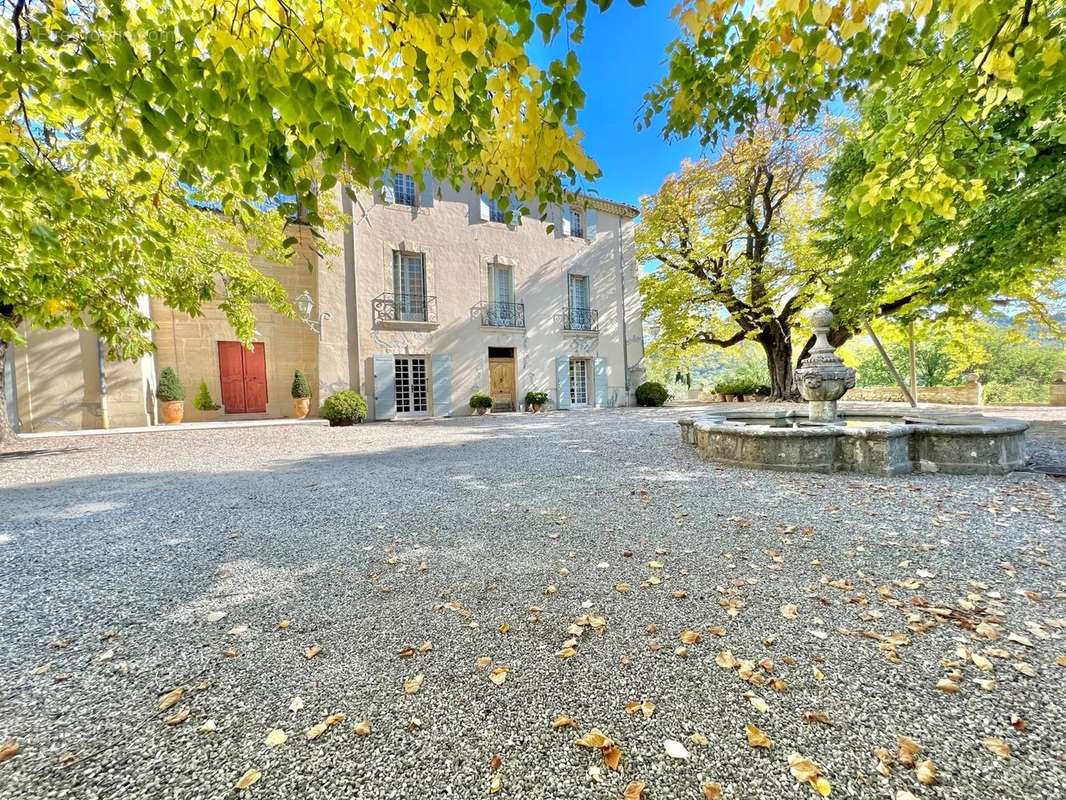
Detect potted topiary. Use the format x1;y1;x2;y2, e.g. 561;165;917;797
156;367;186;424
469;393;493;416
524;390;549;412
193;380;221;420
635;381;669;407
320;390;368;426
291;370;312;419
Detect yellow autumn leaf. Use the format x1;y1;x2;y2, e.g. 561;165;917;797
745;723;773;749
916;758;938;785
680;629;702;645
158;687;184;710
404;674;425;694
304;644;322;659
703;783;723;799
234;768;261;790
551;715;576;729
623;781;646;800
575;728;613;749
264;728;287;748
489;666;509;686
603;744;622;770
353;720;371;736
663;739;690;759
982;737;1011;759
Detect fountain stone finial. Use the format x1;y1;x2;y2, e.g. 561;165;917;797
794;306;856;423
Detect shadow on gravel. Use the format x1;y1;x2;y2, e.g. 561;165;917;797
0;446;87;462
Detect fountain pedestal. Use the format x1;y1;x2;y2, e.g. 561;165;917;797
794;307;855;424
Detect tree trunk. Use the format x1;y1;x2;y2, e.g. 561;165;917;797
758;324;798;401
0;339;16;446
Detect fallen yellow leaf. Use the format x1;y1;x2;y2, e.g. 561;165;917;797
304;645;322;659
781;604;799;619
488;666;509;686
745;723;772;749
702;784;722;799
898;736;922;767
0;741;20;763
164;708;189;726
603;744;622;770
158;687;184;710
916;758;938;785
551;715;576;729
264;729;287;748
353;720;371;736
623;781;646;800
982;737;1011;759
575;728;613;749
691;732;710;746
234;768;261;790
404;674;425;694
680;629;702;645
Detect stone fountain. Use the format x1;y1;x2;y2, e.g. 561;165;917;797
677;308;1029;476
793;307;855;423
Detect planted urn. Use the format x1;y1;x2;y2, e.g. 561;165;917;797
793;307;855;423
156;368;186;424
291;370;312;419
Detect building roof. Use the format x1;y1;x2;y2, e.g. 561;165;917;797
575;192;640;220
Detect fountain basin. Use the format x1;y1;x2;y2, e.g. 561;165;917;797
678;407;1028;476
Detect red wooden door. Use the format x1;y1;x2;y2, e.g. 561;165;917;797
243;342;268;413
217;342;267;414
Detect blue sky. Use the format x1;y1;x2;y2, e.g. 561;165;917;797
527;3;708;210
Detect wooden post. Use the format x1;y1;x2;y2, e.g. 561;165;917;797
864;322;917;407
907;322;918;405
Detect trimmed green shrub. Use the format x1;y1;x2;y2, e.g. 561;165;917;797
156;368;185;402
469;393;494;410
524;390;549;407
714;375;769;396
291;369;311;399
320;390;368;426
193;380;220;411
635;381;669;407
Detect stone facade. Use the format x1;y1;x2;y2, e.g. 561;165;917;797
6;182;644;431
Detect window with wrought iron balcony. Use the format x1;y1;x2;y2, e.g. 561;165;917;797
560;274;598;334
477;261;525;329
373;251;439;329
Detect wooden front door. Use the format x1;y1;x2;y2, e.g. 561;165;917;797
488;358;516;411
218;341;268;414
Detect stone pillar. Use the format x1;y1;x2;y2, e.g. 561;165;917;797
1051;371;1066;407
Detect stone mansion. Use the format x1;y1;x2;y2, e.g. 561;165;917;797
5;176;646;431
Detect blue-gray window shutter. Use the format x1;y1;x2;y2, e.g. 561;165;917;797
556;356;571;410
380;171;395;204
372;355;396;420
585;208;598;240
420;171;435;209
431;354;452;417
594;357;609;407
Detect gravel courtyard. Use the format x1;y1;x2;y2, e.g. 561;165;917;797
1;407;1063;800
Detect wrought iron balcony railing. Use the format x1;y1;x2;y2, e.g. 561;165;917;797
561;307;598;332
477;301;525;328
372;292;437;325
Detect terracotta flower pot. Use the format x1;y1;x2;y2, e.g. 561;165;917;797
160;400;184;424
293;397;310;419
475;407;488;416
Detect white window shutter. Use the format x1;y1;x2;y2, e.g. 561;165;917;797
380;172;395;204
594;357;609;407
479;195;491;222
420;171;435;209
372;355;396;420
431;354;452;417
556;356;571;410
585;208;598;240
560;204;572;237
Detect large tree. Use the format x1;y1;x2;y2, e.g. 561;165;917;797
1;0;638;441
644;0;1065;355
637;122;826;399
